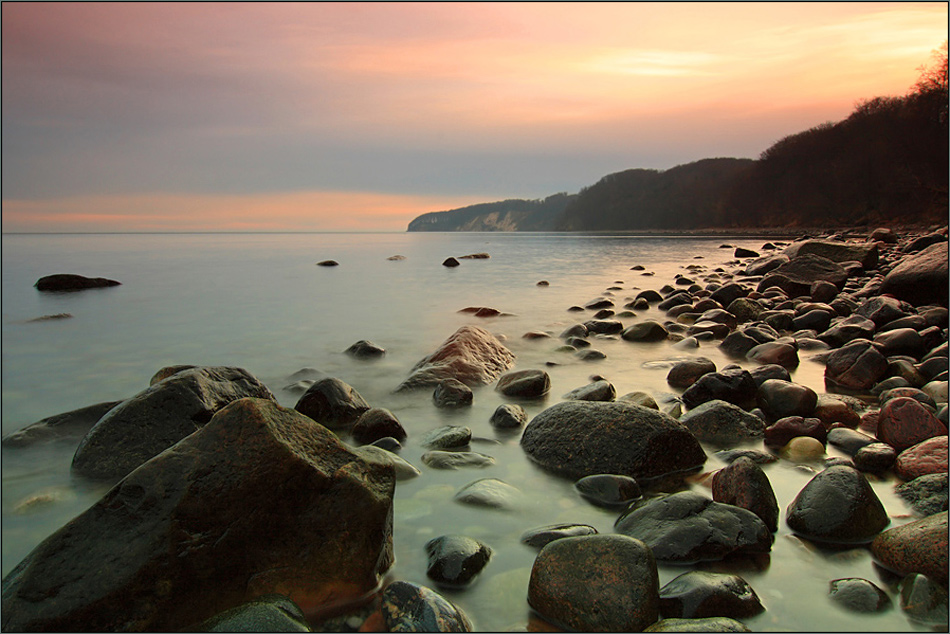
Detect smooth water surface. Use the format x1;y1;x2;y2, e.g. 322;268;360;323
0;232;925;631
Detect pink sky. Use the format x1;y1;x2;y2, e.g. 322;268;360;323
2;2;947;232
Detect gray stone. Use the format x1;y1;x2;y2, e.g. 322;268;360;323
786;465;889;544
680;400;765;447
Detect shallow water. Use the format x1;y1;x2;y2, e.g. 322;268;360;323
0;232;928;631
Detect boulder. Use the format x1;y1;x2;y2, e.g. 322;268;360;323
433;379;473;408
876;397;946;453
756;379;817;420
757;254;848;297
397;326;515;391
856;296;908;327
351;408;407;445
380;581;472;632
344;340;386;359
824;339;888;392
871;511;948;587
489;403;527;429
712;457;779;532
682;369;757;410
658;571;764;619
520;401;706;482
527;535;660;632
424;535;492;587
880;242;949;307
679;400;765;447
667;358;717;389
784;240;878;269
615;491;773;564
72;366;276;481
827;578;891;613
295;377;370;429
785;465;889;544
495;369;550;399
894;436;949;481
2;400;123;448
34;273;121;292
1;398;395;632
744;253;789;277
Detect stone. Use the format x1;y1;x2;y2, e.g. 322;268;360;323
370;437;403;452
150;364;199;384
679;400;765;447
726;298;764;323
577;348;607;361
458;252;489;259
747;342;799;368
871;512;949;586
1;398;395;632
667;358;717;388
442;257;460;267
812;394;862;429
397;326;515;391
898;573;949;627
818;315;876;348
2;400;124;448
351;408;407;445
453;478;521;509
433;379;473;407
198;594;311;632
710;283;748;307
520;401;706;482
827;427;878;456
784;239;879;269
380;581;472;632
895;472;949;516
810;280;839;303
824;339;888;392
782;436;826;462
874;328;925;358
421;451;494;470
880;242;948;307
785;465;889;544
355;446;421;481
615;491;773;564
72;366;276;481
718;331;759;358
34;273;121;292
714;449;778;465
316;260;339;267
792;308;833;333
574;474;642;508
489;403;527;429
712;457;779;532
421;425;472;449
764;416;827;448
424;535;492;587
852;442;897;473
856;296;908;327
682;369;757;410
619;391;661;410
757;254;848;297
894;436;949;481
295;377;369;429
527;535;660;632
734;247;759;258
584;319;623;335
876;397;945;453
827;578;891;613
621;320;669;342
659;571;765;619
645;617;751;632
495;369;550;398
756;379;817;420
563;379;616;402
344;339;386;359
520;524;598;549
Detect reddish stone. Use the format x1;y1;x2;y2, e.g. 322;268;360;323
813;395;861;429
895;436;949;481
859;410;880;435
764;416;827;448
871;511;948;587
877;397;946;452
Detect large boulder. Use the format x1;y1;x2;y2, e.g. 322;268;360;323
34;273;121;292
876;397;946;453
295;377;370;429
712;457;779;532
757;254;848;297
520;401;706;483
871;511;948;587
894;436;949;481
824;339;888;392
1;398;396;632
397;326;515;390
2;400;124;448
682;369;757;410
784;240;878;270
880;242;949;307
71;366;276;481
785;465;889;544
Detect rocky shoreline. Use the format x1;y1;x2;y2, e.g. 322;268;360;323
2;226;948;632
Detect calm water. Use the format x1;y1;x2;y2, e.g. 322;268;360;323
0;232;925;631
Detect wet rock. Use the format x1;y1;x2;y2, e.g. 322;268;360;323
424;535;492;587
827;427;878;456
818;315;876;348
577;348;607;361
734;247;759;258
198;594;310;632
667;358;717;388
718;331;759;358
620;391;660;410
712;457;779;532
745;253;789;276
316;260;339;267
2;400;124;448
764;416;827;448
782;436;826;462
351;408;407;445
73;367;276;481
442;257;460;267
792;308;833;333
785;465;889;544
756;379;817;420
645;617;751;632
880;241;949;307
757;254;848;297
344;339;386;359
150;364;200;384
489;403;527;429
520;524;598;549
810;280;839;303
898;573;949;627
812;394;862;429
397;326;515;391
421;450;494;470
682;369;757;410
784;240;878;269
679;400;765;447
827;578;891;613
824;339;888;392
714;449;778;465
370;436;403;452
659;570;765;619
621;320;669;342
1;398;395;632
422;425;472;449
747;342;799;368
895;472;949;516
852;442;897;473
726;298;764;323
495;369;550;399
453;478;521;509
584;319;624;335
615;491;772;564
871;511;948;586
295;377;369;430
856;296;908;327
355;446;420;481
563;379;616;402
527;534;660;632
574;474;642;508
34;273;121;292
520;401;706;482
894;436;948;481
874;328;925;359
433;379;473;407
710;283;748;307
876;397;945;452
380;581;472;632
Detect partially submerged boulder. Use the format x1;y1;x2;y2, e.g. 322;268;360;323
2;400;124;448
295;377;370;429
34;273;121;292
2;398;396;632
397;326;515;391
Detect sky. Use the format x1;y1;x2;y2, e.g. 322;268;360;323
2;2;947;232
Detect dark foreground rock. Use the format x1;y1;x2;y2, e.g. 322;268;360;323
72;366;276;481
659;570;765;619
871;511;949;587
295;377;370;429
1;398;396;632
381;581;472;632
397;326;515;390
712;457;779;532
785;465;889;544
198;594;311;632
880;241;949;307
2;400;124;448
528;535;660;632
424;535;492;587
520;401;706;482
645;617;751;632
34;273;121;292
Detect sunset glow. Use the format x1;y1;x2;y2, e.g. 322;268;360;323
2;2;947;232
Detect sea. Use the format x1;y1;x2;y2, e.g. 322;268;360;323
0;232;923;631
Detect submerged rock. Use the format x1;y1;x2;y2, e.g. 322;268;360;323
344;340;386;359
453;478;522;509
2;400;124;448
827;578;892;613
34;273;121;292
646;617;751;632
712;457;779;532
424;535;492;587
679;400;765;447
433;379;473;408
574;474;642;508
488;403;527;429
381;581;472;632
397;326;515;391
